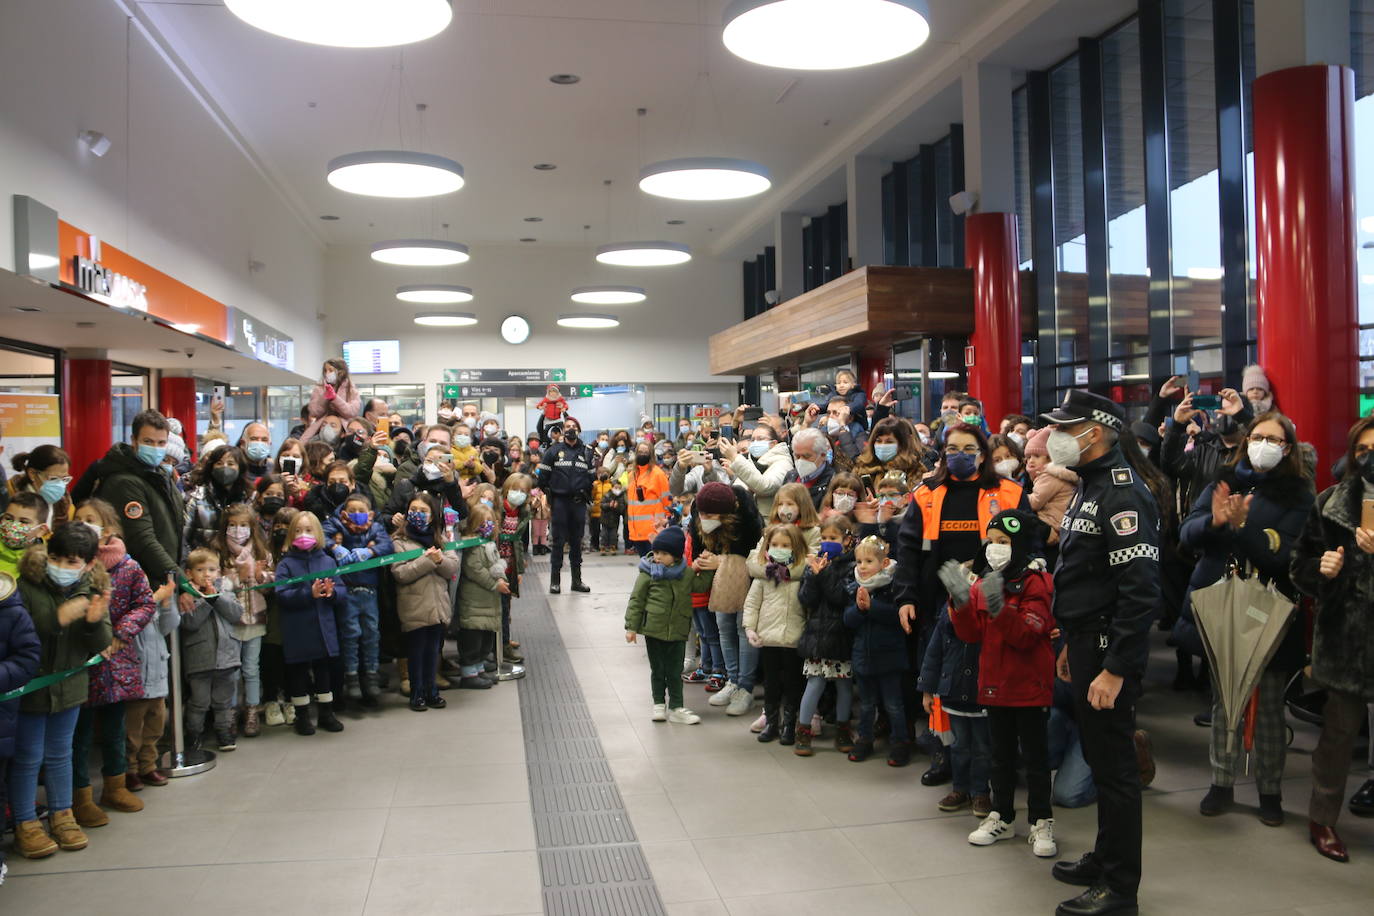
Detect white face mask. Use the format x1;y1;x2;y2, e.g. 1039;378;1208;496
767;547;793;564
1251;397;1273;414
1247;440;1285;472
422;461;443;480
83;521;103;539
994;459;1020;478
438;408;455;420
985;542;1013;571
832;494;856;513
776;505;798;523
1046;428;1091;467
794;458;819;480
700;518;722;533
1008;432;1026;448
324;370;338;385
320;425;341;444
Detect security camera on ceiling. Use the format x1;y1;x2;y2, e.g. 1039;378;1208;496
949;190;978;216
79;130;112;157
764;289;779;305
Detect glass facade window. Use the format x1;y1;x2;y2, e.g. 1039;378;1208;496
1051;56;1087;368
111;369;146;447
1012;87;1033;270
1353;2;1374;327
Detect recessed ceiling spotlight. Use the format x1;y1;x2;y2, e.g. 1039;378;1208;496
666;219;686;226
371;239;470;266
225;0;453;48
549;73;581;85
326;150;465;198
161;348;179;353
319;214;340;221
533;163;557;171
523;217;543;223
13;306;41;313
519;238;537;243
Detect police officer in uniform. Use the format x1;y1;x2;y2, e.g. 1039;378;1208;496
536;417;595;595
1040;391;1161;916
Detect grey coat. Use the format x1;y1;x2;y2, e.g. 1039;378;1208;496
136;597;182;699
180;591;243;675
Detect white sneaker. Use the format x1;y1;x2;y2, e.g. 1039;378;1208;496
683;656;701;675
749;711;767;732
651;704;667;722
668;707;701;725
709;682;738;706
727;687;756;717
1028;818;1058;857
968;812;1015;846
263;701;286;727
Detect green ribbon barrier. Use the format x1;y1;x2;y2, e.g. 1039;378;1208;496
0;654;104;702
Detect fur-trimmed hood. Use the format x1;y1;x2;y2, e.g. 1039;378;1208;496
20;541;111;591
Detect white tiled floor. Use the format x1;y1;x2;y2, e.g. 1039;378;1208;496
4;552;1373;915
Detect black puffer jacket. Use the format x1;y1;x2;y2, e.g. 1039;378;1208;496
796;552;857;660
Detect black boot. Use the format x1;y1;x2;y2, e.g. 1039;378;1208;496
292;707;315;736
360;671;380;707
920;746;951;786
549;568;561;595
316;701;345;733
757;706;780;742
778;709;797;746
1350;777;1374;817
571;567;590;593
1199;784;1233;817
887;739;912;767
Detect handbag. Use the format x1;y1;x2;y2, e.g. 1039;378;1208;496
708;553;751;613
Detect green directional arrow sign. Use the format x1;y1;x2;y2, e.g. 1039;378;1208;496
551;369;567;382
442;384;461;399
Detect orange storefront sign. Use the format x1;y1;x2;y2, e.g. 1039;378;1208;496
57;220;229;343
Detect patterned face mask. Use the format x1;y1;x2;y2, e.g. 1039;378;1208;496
1;517;36;549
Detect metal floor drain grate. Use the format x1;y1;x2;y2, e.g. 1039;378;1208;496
517;559;666;916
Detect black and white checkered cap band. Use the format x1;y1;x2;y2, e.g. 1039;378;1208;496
1090;409;1123;431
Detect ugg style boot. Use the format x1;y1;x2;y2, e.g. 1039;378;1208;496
48;809;89;851
293;698;315;735
398;658;411;697
835;722;856;754
15;820;58;859
72;786;110;827
316;700;345;732
100;774;144;813
793;724;815;757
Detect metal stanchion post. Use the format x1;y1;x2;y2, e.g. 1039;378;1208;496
159;629;216;777
497;591;525;682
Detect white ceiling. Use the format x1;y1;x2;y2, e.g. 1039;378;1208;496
132;0;1008;253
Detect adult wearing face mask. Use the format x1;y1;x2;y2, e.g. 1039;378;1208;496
299;359;361;444
621;440;673;560
1162;389;1248;531
852;418;925;492
1175;412;1313;830
536;417;598;594
721;424;793;518
9;445;73;526
1035;391;1165;916
236;423;273;484
602;431;634;475
784;428;837;512
87;411;183;586
674;419;696;452
183;444;252;552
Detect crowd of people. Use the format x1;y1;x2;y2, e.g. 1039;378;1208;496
1;359;1372;914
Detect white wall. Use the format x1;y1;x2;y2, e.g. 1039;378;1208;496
0;0;325;372
323;242;744;420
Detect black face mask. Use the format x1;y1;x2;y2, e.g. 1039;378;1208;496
636;454;651;466
564;430;579;444
1361;454;1374;484
260;496;286;516
482;450;501;466
271;528;288;549
325;482;350;503
1214;414;1239;438
393;439;410;457
212;466;239;488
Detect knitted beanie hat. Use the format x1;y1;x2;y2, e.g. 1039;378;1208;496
1024;427;1052;459
694;481;737;515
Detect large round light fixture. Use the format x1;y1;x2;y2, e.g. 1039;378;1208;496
326;151;464;198
639;157;772;201
371;240;470;266
413;312;477;327
396;284;473;304
595;241;692;267
558;314;621;329
225;0;453;48
570;285;647;305
722;0;931;71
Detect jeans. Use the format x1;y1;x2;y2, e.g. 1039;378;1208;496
187;669;239;736
405;623;445;700
800;675;852;725
600;516;621;551
72;701;127;787
1048;706;1097;807
948;713;991;796
692;609;724;674
550;496;586;572
714;611;759;690
855;671;907;743
239;635;263;706
338;587;381;676
9;706;81;822
988;705;1051;824
645;637;686;708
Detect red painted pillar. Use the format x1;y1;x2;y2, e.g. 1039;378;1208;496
857;356;887;405
966;212;1022;425
158;376;198;463
61;357;112;481
1254;65;1357;489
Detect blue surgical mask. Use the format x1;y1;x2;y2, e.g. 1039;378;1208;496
38;478;68;504
818;540;843;560
767;547;794;564
455;435;472;449
874;443;898;462
245;441;272;462
136;443;167;467
748;441;770;459
507;491;528;507
946;451;979;479
46;562;83;589
616;445;626;454
347;511;370;526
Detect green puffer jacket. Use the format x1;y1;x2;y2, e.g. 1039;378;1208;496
458;543;504;632
624;557;693;641
87;443;184;582
17;545;113;715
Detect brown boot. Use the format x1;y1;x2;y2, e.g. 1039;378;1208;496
49;809;89;851
398;657;411;697
72;785;109;828
15;819;59;858
243;705;262;738
793;724;815;757
101;773;144;813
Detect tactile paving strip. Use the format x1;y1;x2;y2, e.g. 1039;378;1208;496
517;559;666;916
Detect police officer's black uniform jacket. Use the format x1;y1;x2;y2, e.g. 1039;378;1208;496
1053;444;1162;679
536;440;597;502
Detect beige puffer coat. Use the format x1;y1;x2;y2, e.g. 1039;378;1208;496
741;558;808;648
391;537;459;633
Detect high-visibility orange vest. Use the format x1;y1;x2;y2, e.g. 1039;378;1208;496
626;464;671;543
911;478;1024;542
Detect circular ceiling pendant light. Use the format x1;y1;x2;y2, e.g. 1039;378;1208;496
413;312;477;327
595;241;691;267
396;284;473;304
225;0;453;48
557;314;621;329
639;157;772;201
326;151;464;198
371;240;470;266
722;0;931;71
570;285;647;305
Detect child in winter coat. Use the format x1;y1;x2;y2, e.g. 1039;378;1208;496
748;483;822;575
391;493;460;711
589;469;614;552
529;488;551;555
457;505;508;688
1024;428;1077;548
274;512;349;736
69;499;156;824
599;477;626;555
323;493;393;705
843;535;908;765
180;548;243;753
794;516;858;756
0;569;41;875
10;524;112;859
743;524;810;745
624;526;699;725
920;575;991;808
498;475;532;663
214;503;273;738
1;492;49;584
126;570;180;787
536;384;569;422
945;509;1058;857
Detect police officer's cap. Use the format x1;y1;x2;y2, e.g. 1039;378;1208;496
1039;390;1125;431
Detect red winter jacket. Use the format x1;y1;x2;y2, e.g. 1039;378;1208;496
948;568;1055;707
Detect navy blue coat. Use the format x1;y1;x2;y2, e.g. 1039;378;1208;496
917;607;982;713
322;508;394;588
275;549;348;664
797;553;857;661
843;581;907;676
0;589;42;756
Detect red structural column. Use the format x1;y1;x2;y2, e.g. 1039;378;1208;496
60;358;112;481
1254;65;1357;489
158;376;198;463
857;356;887;406
966;212;1022;425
